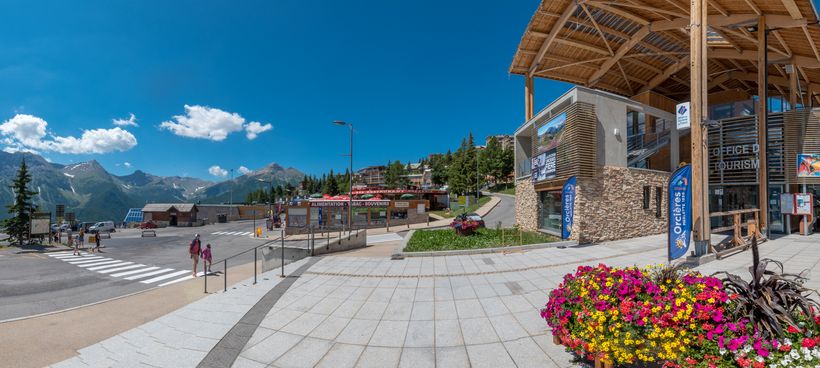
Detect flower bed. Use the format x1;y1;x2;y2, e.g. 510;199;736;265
542;258;820;368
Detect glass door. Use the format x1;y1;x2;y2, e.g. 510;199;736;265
538;191;562;234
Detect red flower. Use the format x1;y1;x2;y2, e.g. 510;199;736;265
788;325;801;334
803;337;817;349
779;344;792;352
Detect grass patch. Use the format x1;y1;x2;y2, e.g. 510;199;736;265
430;196;491;219
488;183;515;195
404;227;558;252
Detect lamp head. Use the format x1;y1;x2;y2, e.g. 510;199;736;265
332;120;347;126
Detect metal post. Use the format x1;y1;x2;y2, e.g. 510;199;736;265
280;230;285;278
254;247;257;285
223;259;227;292
349;124;353;232
203;257;207;293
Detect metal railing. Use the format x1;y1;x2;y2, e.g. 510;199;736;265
627;128;674;166
203;229;286;293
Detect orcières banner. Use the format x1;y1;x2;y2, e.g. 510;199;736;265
668;165;692;262
561;176;576;240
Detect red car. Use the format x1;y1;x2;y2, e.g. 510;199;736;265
139;221;157;229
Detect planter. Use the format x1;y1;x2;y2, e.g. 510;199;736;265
552;334;560;345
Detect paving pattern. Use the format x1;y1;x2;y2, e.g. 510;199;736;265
52;233;820;368
47;251;209;287
212;231;255;237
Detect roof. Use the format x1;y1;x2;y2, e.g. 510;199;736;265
141;203;197;212
510;0;820;101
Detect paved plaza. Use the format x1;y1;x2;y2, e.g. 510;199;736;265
51;232;820;368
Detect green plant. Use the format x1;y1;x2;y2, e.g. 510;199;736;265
714;237;820;338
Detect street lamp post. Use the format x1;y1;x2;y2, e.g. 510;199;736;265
332;121;353;232
257;178;273;229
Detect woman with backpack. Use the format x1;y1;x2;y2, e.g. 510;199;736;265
189;234;202;277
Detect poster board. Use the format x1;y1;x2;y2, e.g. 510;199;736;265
780;193;795;215
795;194;814;215
30;218;50;235
797;154;820;177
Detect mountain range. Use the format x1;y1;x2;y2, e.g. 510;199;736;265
0;151;304;222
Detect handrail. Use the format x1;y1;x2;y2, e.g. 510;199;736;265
211;231;282;265
204;229;286;293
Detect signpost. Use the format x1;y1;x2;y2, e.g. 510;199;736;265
561;176;576;240
668;165;692;262
676;102;691;130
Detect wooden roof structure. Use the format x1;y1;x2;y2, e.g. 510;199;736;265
510;0;820;103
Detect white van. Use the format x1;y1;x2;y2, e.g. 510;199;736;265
89;221;115;233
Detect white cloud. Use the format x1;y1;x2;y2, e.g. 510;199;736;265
0;114;137;154
160;105;272;141
123;162;132;168
113;113;138;127
208;165;228;177
238;166;252;175
244;121;272;140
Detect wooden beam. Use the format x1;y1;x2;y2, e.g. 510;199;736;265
552;38;611;55
651;14;807;32
790;64;799;108
585;1;687;18
588;27;650;85
757;16;769;232
781;0;803;20
802;26;820;62
707;72;731;89
527;3;578;77
525;77;534;122
584;3;649;25
742;0;762;15
708;0;729;16
709;49;820;68
639;58;688;93
690;0;711;246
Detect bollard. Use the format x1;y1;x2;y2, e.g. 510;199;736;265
204;258;208;293
280;231;285;278
253;247;257;285
223;259;227;292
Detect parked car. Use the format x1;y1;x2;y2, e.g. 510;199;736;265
464;213;485;228
139;221;157;229
51;224;69;232
89;221;116;233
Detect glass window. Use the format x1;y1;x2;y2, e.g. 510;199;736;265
390;209;408;220
538;190;562;234
287;208;307;228
370;208;387;225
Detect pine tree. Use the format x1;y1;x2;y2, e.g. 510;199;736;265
324;170;338;195
3;159;37;245
384;160;408;189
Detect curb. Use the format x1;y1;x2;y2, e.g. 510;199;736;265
475;196;501;217
396;228;577;257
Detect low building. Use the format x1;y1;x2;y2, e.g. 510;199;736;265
142;203;200;227
354;166;386;187
284;199;430;235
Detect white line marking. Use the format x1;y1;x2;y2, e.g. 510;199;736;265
87;262;132;271
48;252;72;256
211;232;222;235
124;268;174;280
67;257;108;264
98;264;144;274
52;254;88;259
241;232;252;236
111;267;159;277
78;260;122;268
141;270;190;284
157;271;206;287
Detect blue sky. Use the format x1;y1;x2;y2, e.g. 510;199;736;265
0;0;568;180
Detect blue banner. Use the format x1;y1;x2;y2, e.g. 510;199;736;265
561;176;576;240
668;165;692;261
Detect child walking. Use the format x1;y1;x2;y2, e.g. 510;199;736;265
201;244;213;273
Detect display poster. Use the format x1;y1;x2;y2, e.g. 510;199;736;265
668;165;692;261
536;112;566;154
795;194;814;215
561;176;576;240
531;149;556;182
798;154;820;177
676;102;690;130
30;218;50;235
780;193;795;215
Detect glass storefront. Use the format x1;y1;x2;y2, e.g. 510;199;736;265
538;190;562;234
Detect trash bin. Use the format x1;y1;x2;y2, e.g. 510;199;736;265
217;214;227;223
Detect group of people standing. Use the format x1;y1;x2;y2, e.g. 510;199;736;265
68;228;102;255
188;234;213;277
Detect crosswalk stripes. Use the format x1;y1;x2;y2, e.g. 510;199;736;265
46;252;209;288
158;271;209;287
210;231;253;236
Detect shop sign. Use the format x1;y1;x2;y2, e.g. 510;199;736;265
795;194;814;215
536;112;566;154
531;149;556;182
676;102;690;130
309;200;390;207
711;144;759;172
798;153;820;177
561;176;576;240
395;201;409;208
668;165;692;262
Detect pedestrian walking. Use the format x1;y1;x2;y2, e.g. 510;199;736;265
72;231;80;256
77;228;85;251
93;230;102;253
201;243;213;273
189;234;202;277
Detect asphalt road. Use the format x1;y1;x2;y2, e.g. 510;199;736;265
0;221;308;321
482;193;516;228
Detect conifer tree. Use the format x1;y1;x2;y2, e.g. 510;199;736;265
3;159;37;245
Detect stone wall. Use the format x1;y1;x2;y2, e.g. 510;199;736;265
573;167;670;243
515;178;538;231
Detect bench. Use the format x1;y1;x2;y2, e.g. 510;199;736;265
709;208;766;258
141;230;157;237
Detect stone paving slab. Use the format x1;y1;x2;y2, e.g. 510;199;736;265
52;232;820;367
50;258;313;368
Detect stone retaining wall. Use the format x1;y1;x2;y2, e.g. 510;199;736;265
515;178;538;231
573;167;669;243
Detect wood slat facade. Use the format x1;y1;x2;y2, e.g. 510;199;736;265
532;102;597;190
